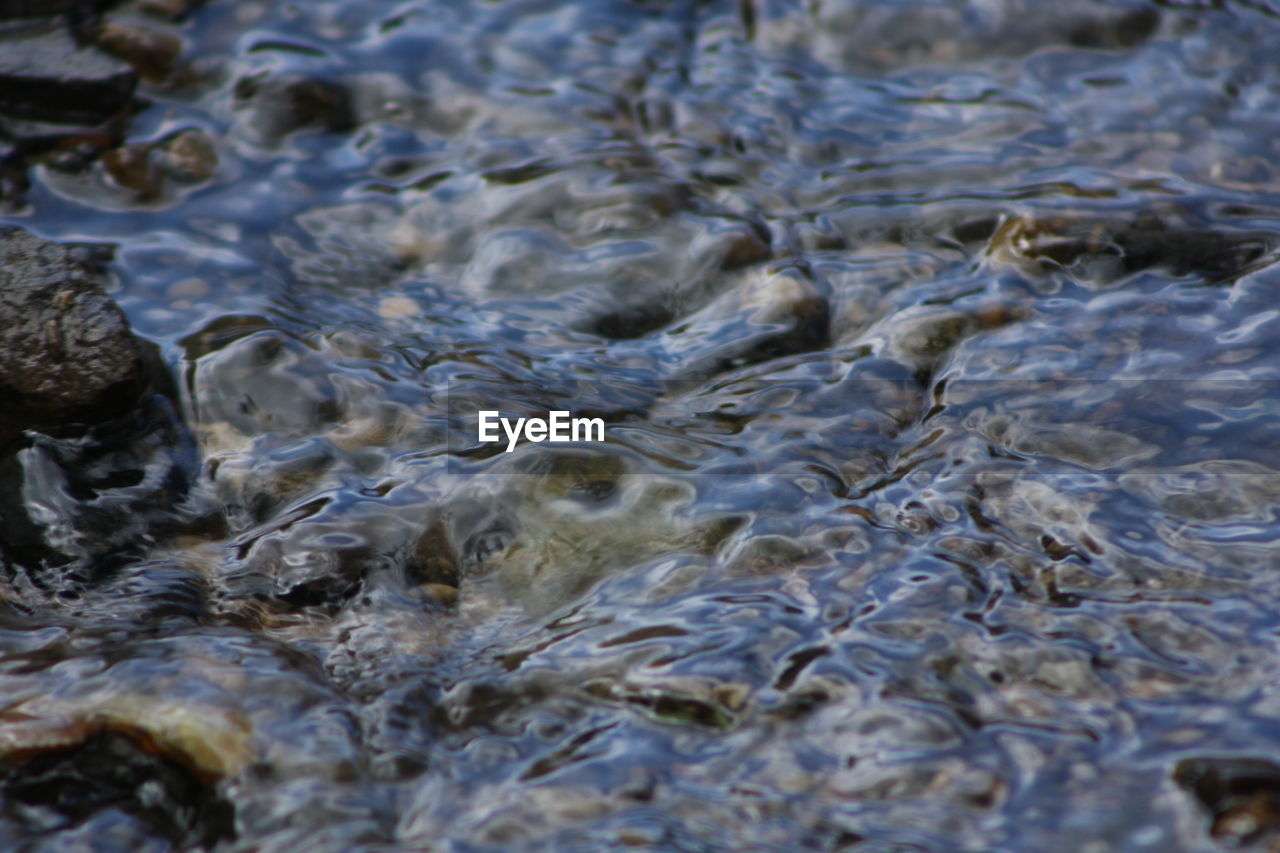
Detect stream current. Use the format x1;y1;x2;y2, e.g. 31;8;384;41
5;1;1280;850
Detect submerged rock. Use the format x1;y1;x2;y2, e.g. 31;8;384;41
0;730;234;851
0;228;196;593
1176;757;1280;848
0;629;365;851
233;74;357;147
984;212;1273;284
453;449;743;616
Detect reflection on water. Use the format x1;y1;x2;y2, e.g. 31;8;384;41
5;0;1280;850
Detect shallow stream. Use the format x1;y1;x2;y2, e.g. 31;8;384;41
5;1;1280;850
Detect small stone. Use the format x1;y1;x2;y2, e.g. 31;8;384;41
0;0;74;22
165;277;209;301
96;21;183;83
413;583;459;607
327;414;395;451
102;141;161;197
157;127;217;182
377;295;420;319
134;0;205;20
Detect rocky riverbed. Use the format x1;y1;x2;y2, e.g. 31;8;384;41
4;1;1280;850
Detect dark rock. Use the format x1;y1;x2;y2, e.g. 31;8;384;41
155;127;217;182
0;227;147;433
0;729;235;850
100;139;160;197
133;0;204;21
0;390;196;588
0;1;121;44
1175;757;1280;847
985;213;1273;284
228;497;434;614
99;128;218;200
0;23;136;126
0;127;124;209
1067;6;1159;49
0;0;117;21
233;73;356;145
659;267;831;384
96;21;182;83
0;0;76;21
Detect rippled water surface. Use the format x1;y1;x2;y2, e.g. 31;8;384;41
5;1;1280;850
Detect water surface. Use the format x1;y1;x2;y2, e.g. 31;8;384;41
5;1;1280;850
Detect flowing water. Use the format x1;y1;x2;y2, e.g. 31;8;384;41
4;1;1280;850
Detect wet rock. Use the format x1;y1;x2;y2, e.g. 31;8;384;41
1;632;365;779
284;174;763;324
756;0;1162;73
96;21;182;83
0;0;115;25
454;450;743;616
191;329;344;442
0;228;149;433
155;127;217;182
1121;460;1280;525
0;391;194;586
55;556;213;626
133;0;203;20
233;73;356;146
0;730;234;850
0;630;367;849
0;127;123;209
0;0;66;19
1176;757;1280;847
100;127;217;200
868;305;976;377
100;139;160;197
984;213;1273;285
0;229;194;589
231;499;422;612
409;514;461;591
656;266;830;384
0;24;136;126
